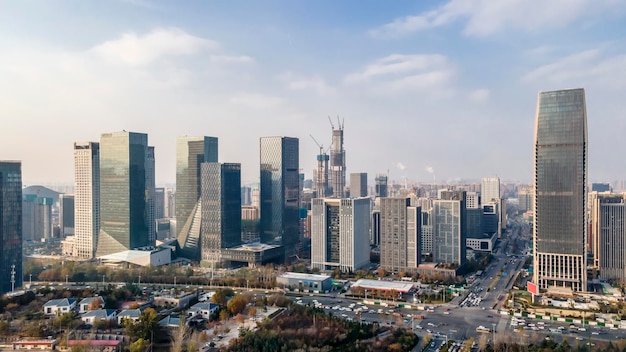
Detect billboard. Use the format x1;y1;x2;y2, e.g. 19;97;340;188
527;281;538;295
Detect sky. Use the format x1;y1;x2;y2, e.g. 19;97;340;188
1;0;625;187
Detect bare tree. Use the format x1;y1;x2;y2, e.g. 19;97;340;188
170;319;190;352
478;334;488;352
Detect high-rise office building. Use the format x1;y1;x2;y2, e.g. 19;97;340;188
433;199;465;265
350;173;368;198
35;197;53;242
176;136;218;261
371;210;381;246
155;187;165;219
96;131;152;256
146;146;156;245
375;174;388;198
260;136;300;260
465;192;479;209
0;161;22;293
74;142;100;258
518;186;533;213
533;88;587;292
481;177;500;204
590;193;626;281
200;163;242;266
311;198;370;272
22;194;36;241
380;198;420;273
59;194;75;237
329;120;345;198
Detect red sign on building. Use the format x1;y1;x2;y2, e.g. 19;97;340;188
527;281;538;295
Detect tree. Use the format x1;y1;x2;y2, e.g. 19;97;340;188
248;307;257;320
477;334;488;352
130;338;150;352
88;298;102;311
170;319;189;352
228;295;248;316
125;308;159;341
211;290;228;307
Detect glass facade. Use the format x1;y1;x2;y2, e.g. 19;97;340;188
260;137;300;259
176;136;218;260
0;161;22;293
533;88;587;292
96;131;150;256
200;162;242;264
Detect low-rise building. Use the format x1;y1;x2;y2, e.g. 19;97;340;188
187;302;219;320
117;309;142;325
12;339;57;351
68;340;121;352
78;297;105;314
80;309;117;325
43;298;76;316
276;272;332;293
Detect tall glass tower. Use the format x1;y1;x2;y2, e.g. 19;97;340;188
96;131;152;256
176;136;218;261
0;161;22;293
200;162;242;266
260;137;299;260
533;88;587;292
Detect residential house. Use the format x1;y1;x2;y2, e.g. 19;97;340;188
68;340;121;352
12;339;57;350
78;297;105;314
159;315;182;329
187;302;219;320
117;309;142;325
43;298;77;316
80;309;117;326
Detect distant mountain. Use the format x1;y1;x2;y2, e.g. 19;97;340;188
23;185;62;203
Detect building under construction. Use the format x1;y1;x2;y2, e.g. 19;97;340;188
329;117;345;198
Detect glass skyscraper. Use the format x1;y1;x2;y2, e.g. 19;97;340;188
96;131;153;256
0;161;22;293
260;137;299;260
176;136;218;261
533;88;587;292
200;162;242;265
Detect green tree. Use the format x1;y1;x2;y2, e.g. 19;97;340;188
124;308;159;341
130;338;151;352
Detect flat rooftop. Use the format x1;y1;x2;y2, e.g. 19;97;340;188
352;279;415;293
279;272;331;281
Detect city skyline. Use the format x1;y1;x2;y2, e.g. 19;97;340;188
1;2;626;185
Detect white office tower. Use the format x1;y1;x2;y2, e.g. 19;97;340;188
74;142;100;258
311;197;370;272
481;177;500;204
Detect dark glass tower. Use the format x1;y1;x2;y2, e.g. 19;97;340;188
260;137;299;260
0;161;22;293
200;163;242;265
533;88;587;292
96;131;151;256
176;136;218;261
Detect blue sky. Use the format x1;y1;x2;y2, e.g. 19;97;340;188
1;0;625;186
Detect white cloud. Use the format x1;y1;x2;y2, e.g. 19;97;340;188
522;49;626;89
279;72;335;96
209;55;255;64
91;27;219;65
228;92;284;109
370;0;624;37
344;54;449;84
468;88;491;102
344;54;456;95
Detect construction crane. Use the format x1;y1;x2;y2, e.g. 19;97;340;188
310;134;324;155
